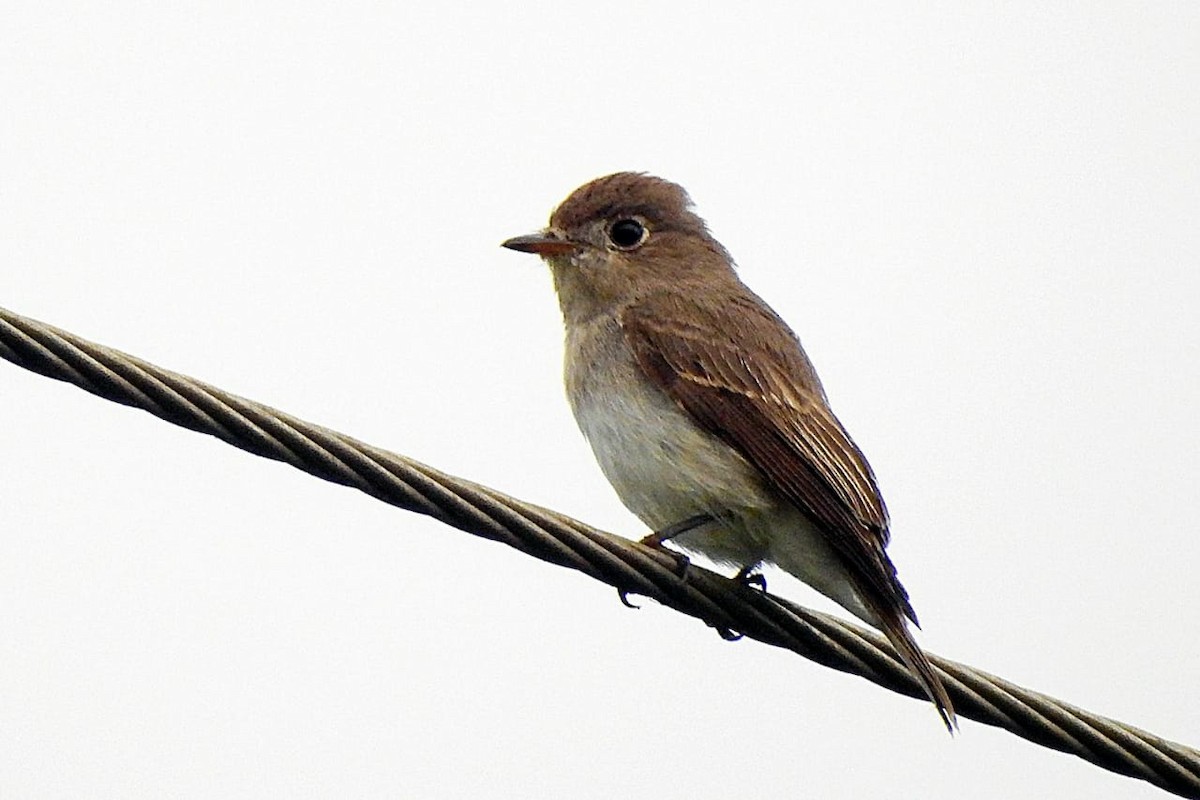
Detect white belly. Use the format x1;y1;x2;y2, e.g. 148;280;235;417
564;317;773;566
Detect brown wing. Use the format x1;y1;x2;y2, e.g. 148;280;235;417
620;290;916;624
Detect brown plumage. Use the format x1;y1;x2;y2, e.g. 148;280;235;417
503;172;955;730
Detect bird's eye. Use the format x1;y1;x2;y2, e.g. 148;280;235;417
608;218;648;250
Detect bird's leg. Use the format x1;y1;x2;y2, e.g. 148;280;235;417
618;514;715;607
640;513;714;579
734;564;767;592
640;512;714;547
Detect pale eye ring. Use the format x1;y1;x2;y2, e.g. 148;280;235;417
608;218;648;250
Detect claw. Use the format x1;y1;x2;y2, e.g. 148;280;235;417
617;588;641;609
716;627;744;642
735;566;767;592
637;532;693;580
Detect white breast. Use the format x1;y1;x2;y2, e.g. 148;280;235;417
563;317;773;566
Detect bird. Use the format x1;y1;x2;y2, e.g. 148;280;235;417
501;172;955;730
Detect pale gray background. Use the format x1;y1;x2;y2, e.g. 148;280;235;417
1;3;1196;798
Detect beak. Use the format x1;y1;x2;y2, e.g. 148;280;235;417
500;231;581;256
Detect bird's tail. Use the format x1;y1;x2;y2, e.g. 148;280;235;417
869;599;957;732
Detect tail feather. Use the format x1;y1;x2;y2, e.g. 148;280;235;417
874;605;957;732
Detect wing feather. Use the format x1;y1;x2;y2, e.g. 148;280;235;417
620;293;914;621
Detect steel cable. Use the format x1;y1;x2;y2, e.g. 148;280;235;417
1;305;1197;798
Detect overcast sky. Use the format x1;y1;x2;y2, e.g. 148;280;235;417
2;4;1197;798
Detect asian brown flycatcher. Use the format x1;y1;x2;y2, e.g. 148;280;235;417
502;172;955;729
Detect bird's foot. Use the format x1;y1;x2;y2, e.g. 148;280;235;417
636;513;709;581
637;537;693;580
661;550;692;580
734;565;767;592
616;550;690;608
617;522;701;608
707;567;764;641
715;626;744;641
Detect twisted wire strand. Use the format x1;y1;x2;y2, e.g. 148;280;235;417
1;305;1197;799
